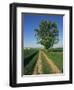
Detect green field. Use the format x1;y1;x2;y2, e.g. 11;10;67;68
23;48;63;75
44;48;63;72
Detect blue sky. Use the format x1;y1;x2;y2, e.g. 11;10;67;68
22;13;63;48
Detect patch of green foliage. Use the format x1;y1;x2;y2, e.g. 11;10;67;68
35;20;59;49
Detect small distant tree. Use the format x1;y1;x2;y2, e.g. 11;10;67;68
35;20;59;49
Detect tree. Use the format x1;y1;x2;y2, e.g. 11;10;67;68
35;20;59;49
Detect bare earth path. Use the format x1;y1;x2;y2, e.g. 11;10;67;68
33;50;43;74
41;50;61;73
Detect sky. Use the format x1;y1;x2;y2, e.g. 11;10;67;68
22;13;63;48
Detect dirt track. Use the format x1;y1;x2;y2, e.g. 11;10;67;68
33;50;61;74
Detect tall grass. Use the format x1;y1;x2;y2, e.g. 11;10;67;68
24;50;39;67
24;53;39;75
24;48;39;58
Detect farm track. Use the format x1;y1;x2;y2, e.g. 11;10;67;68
33;50;61;74
41;50;61;73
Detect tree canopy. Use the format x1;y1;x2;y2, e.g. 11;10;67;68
35;20;59;49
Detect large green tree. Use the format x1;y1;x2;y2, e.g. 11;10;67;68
35;20;59;49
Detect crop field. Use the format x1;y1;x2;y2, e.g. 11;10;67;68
23;48;63;75
44;48;63;73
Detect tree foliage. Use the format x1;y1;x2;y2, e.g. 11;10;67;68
35;20;59;49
